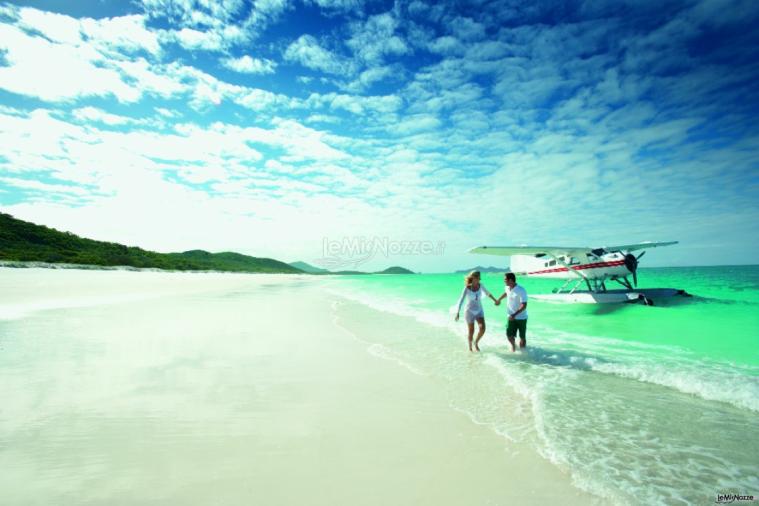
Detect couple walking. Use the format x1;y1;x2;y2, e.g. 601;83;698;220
455;271;528;352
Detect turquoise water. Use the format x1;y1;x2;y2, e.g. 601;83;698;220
328;266;759;504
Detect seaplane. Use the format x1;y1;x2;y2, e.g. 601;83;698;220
469;241;691;304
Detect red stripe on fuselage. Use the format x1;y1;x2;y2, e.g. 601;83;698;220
526;260;626;275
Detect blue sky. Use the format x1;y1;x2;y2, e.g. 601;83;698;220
0;0;757;271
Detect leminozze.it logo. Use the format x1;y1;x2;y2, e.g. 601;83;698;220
315;236;446;270
716;493;756;504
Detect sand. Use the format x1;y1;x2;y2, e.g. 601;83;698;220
0;269;598;505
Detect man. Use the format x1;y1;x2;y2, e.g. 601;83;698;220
496;272;528;352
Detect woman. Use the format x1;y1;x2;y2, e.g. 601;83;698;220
455;271;499;352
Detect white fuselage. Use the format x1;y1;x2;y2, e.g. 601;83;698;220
511;251;629;280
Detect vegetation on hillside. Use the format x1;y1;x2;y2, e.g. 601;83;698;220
0;213;302;273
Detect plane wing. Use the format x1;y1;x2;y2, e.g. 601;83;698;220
468;241;677;257
601;241;678;252
468;246;590;257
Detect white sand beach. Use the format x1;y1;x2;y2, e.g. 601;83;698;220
0;269;597;505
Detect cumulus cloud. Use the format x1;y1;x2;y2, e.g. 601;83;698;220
221;55;276;74
72;107;137;126
427;35;465;55
141;0;289;52
0;23;141;103
113;59;188;98
394;113;441;134
141;0;294;54
450;16;486;41
139;0;248;28
80;14;161;55
306;0;363;12
13;6;160;55
0;6;168;103
341;64;400;92
284;35;354;75
346;12;409;65
0;108;352;194
171;27;223;50
306;92;402;115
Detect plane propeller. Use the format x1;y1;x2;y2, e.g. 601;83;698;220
624;250;647;286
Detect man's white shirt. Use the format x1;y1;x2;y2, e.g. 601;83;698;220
505;285;528;320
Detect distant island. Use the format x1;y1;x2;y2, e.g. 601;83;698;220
0;213;415;275
286;261;413;275
376;266;415;274
454;265;510;273
288;261;329;273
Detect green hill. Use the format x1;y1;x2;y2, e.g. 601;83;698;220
0;213;302;273
376;266;415;274
288;261;330;273
455;266;509;273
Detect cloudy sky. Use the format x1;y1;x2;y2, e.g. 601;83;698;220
0;0;757;271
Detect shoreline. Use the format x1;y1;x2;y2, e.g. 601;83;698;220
0;259;303;274
329;294;607;504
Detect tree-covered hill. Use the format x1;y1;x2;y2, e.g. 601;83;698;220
0;213;303;273
376;266;415;274
288;261;330;273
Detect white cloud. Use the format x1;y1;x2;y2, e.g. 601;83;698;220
79;14;161;56
284;35;354;75
233;119;350;162
161;24;249;52
72;107;135;126
394;113;441;135
155;62;296;111
0;177;90;197
450;16;486;41
140;0;289;54
305;114;340;124
0;7;168;103
305;92;402;115
14;6;81;44
307;0;363;11
427;35;465;55
140;0;246;28
464;40;510;60
155;107;180;118
171;27;224;50
0;108;351;195
233;88;298;111
0;23;140;103
346;12;409;65
221;55;276;74
13;6;160;55
114;59;188;98
341;65;398;92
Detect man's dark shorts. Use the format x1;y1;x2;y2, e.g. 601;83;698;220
506;319;527;340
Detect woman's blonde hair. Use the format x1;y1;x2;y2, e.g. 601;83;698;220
464;270;481;287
